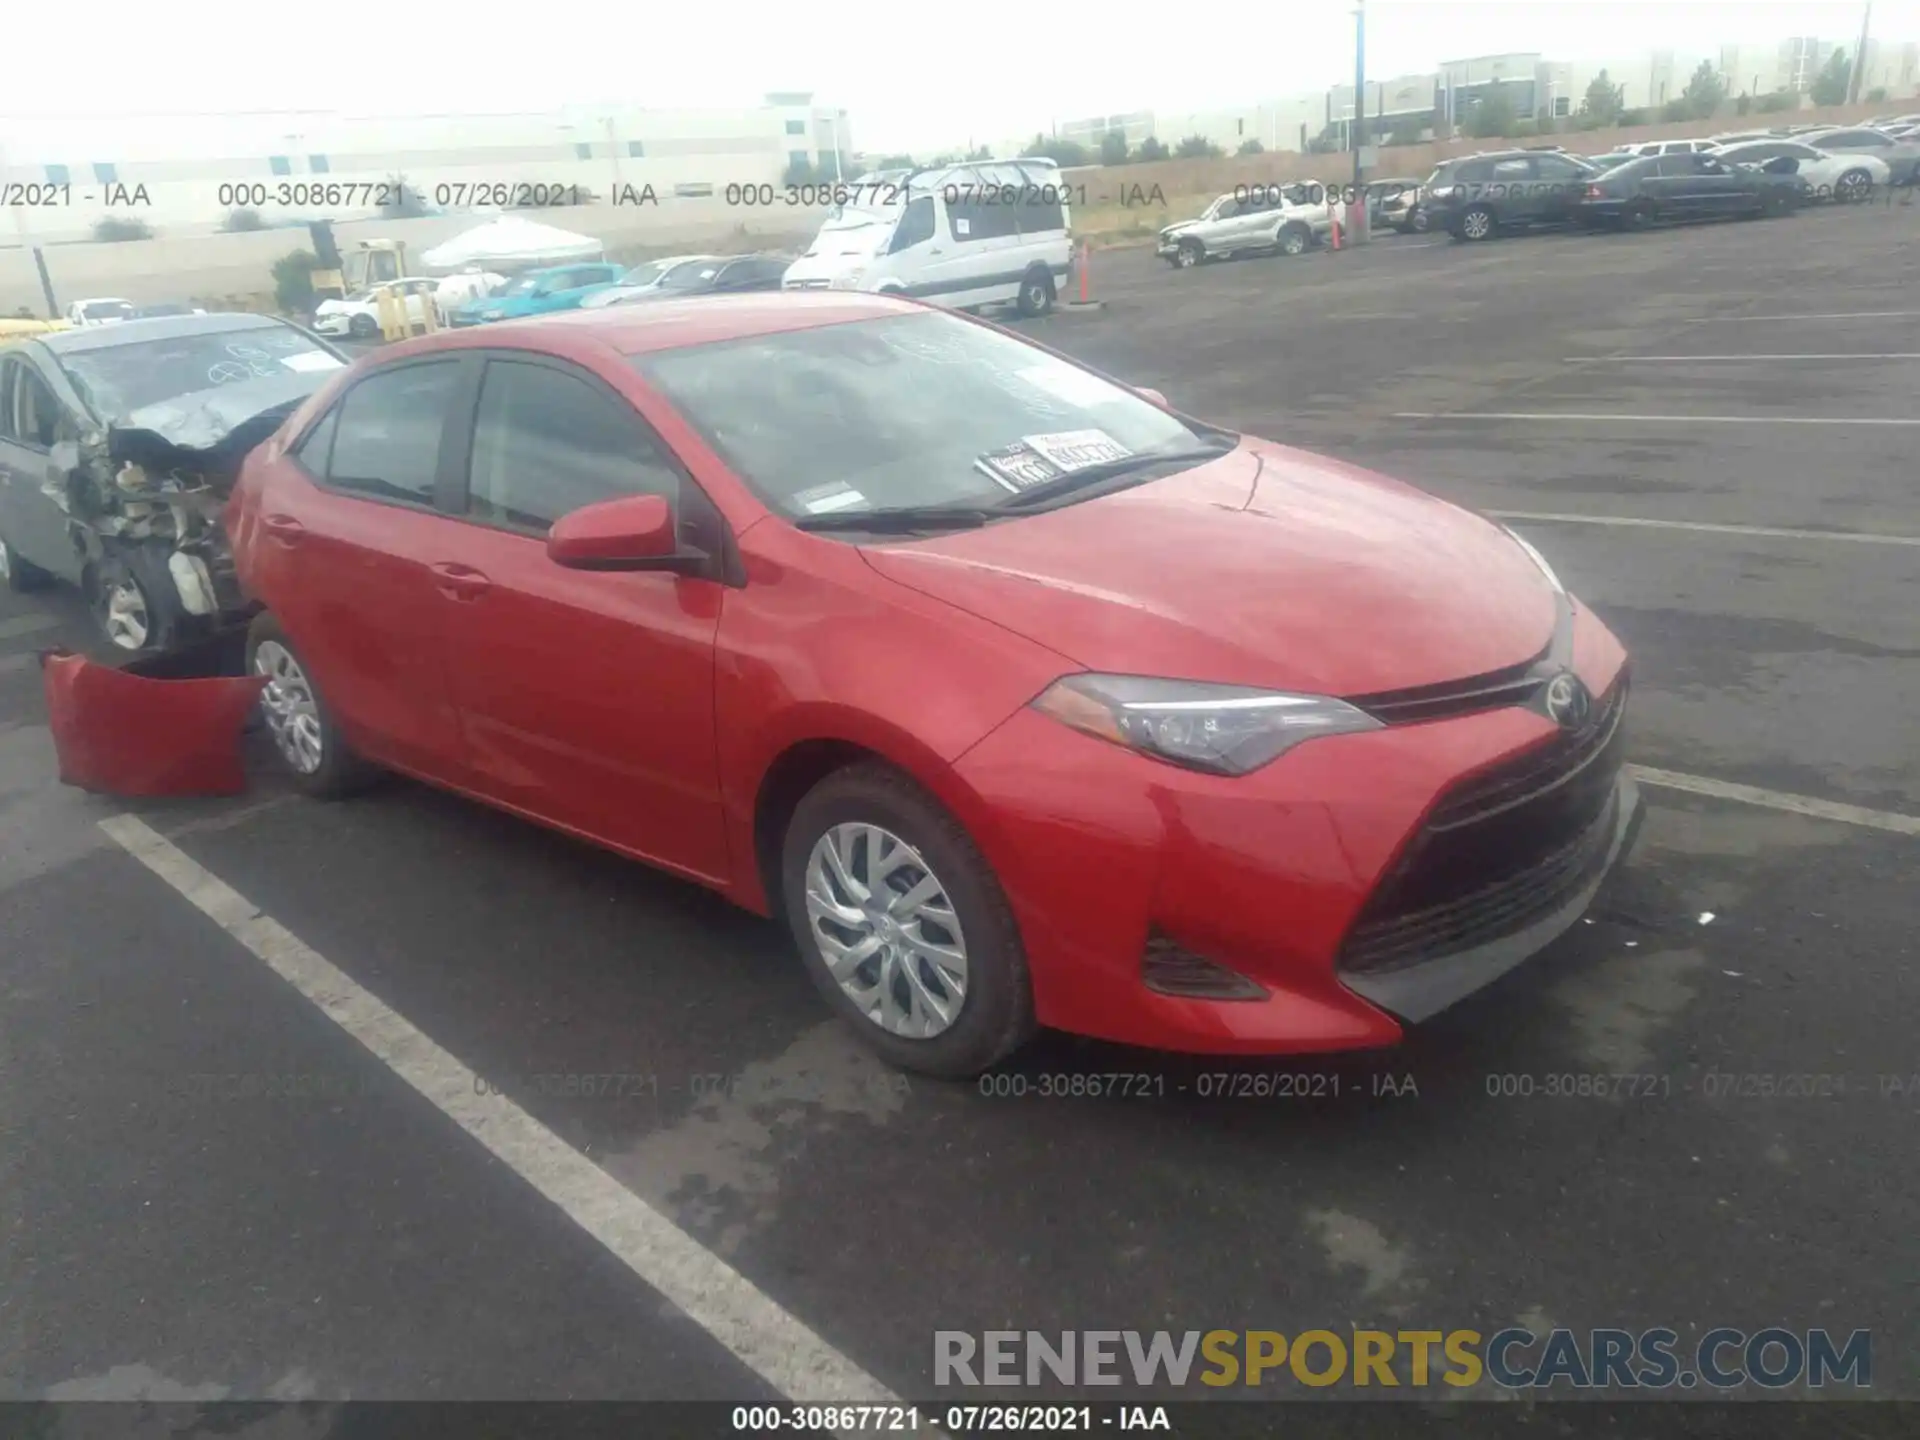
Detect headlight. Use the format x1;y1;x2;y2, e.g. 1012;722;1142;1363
1503;527;1564;593
1031;674;1383;776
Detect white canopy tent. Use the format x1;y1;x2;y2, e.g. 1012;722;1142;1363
419;215;605;270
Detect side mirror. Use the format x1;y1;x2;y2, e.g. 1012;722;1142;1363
547;494;706;574
1135;386;1168;408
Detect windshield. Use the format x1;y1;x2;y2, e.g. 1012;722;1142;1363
498;275;546;298
81;301;135;321
58;326;343;417
635;311;1213;519
618;260;675;287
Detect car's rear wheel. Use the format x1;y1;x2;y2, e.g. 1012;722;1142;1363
1175;238;1204;268
1458;205;1496;241
246;613;379;798
1835;168;1873;203
780;762;1035;1079
1277;223;1310;256
1015;266;1055;317
0;532;53;594
1411;207;1431;233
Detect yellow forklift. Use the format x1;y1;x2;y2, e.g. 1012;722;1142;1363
308;231;438;341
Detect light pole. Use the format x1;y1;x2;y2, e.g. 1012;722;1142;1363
1352;0;1367;194
1848;2;1873;105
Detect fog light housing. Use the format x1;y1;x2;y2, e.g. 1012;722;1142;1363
1142;931;1269;1001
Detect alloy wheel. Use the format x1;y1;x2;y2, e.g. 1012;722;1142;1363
99;577;150;651
253;640;325;774
804;822;970;1039
1177;244;1200;268
1463;209;1493;240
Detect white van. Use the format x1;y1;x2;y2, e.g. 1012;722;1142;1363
782;159;1073;316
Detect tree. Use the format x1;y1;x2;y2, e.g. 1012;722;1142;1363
1237;138;1264;155
1136;136;1169;162
1099;130;1130;165
872;153;916;170
271;249;320;315
1679;60;1727;120
1581;69;1625;124
1174;134;1222;159
222;207;267;232
1755;89;1799;113
965;144;992;160
1466;86;1516;139
1019;135;1089;167
91;216;153;242
1735;93;1753;115
1810;49;1851;106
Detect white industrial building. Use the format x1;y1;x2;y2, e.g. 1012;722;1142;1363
0;95;853;242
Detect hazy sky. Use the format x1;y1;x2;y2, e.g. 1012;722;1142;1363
3;1;1912;155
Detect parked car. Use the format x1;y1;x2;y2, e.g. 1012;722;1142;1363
580;255;718;310
130;302;208;320
1156;185;1331;267
1575;152;1802;228
1424;150;1600;240
1623;138;1723;159
1710;139;1889;202
448;263;625;326
65;298;136;328
0;313;348;652
225;294;1640;1077
1363;179;1422;230
1378;184;1428;232
1584;151;1638;171
1793;127;1920;185
591;254;793;307
312;278;443;339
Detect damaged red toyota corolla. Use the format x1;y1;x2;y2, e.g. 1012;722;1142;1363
226;294;1641;1078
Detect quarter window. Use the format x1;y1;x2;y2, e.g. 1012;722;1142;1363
467;360;679;532
325;361;460;504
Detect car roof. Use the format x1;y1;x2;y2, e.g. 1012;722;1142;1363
376;291;923;361
38;310;294;354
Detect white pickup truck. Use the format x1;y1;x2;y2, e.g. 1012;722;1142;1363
1156;184;1336;268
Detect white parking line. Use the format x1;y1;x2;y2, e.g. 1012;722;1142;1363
1565;353;1920;363
1686;309;1920;323
1393;411;1920;426
1490;511;1920;547
0;614;59;641
97;814;901;1421
1627;767;1920;838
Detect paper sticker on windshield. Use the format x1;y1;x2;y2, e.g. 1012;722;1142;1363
282;351;346;373
1021;429;1132;472
1016;364;1118;409
794;481;868;514
976;441;1065;493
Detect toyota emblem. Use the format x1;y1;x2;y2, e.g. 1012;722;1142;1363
1544;672;1592;729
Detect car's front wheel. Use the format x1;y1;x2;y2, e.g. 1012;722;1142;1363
781;762;1035;1079
1015;266;1055;317
1174;238;1204;268
87;551;184;655
1277;223;1311;256
246;613;379;798
348;313;379;339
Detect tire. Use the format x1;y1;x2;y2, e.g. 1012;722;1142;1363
348;312;379;339
1015;267;1054;317
0;531;53;593
1835;168;1872;204
245;612;380;798
780;761;1036;1079
1411;208;1431;233
1623;199;1656;231
1457;205;1497;241
1277;224;1310;257
1174;238;1204;269
87;550;186;656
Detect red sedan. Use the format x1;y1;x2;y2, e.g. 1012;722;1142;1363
226;293;1640;1078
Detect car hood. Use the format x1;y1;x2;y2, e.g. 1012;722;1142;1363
105;371;341;474
860;442;1560;696
461;294;540;315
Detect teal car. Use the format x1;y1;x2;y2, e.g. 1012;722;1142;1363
449;262;625;325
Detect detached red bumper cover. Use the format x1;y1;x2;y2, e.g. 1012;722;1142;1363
40;648;265;798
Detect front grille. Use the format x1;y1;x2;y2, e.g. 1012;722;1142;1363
1339;672;1629;977
1349;652;1548;726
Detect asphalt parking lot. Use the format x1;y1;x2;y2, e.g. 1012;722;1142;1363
3;201;1916;1415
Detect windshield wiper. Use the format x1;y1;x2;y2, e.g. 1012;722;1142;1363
791;504;997;534
996;439;1238;509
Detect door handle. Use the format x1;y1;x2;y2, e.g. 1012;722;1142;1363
262;513;306;544
430;562;491;600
